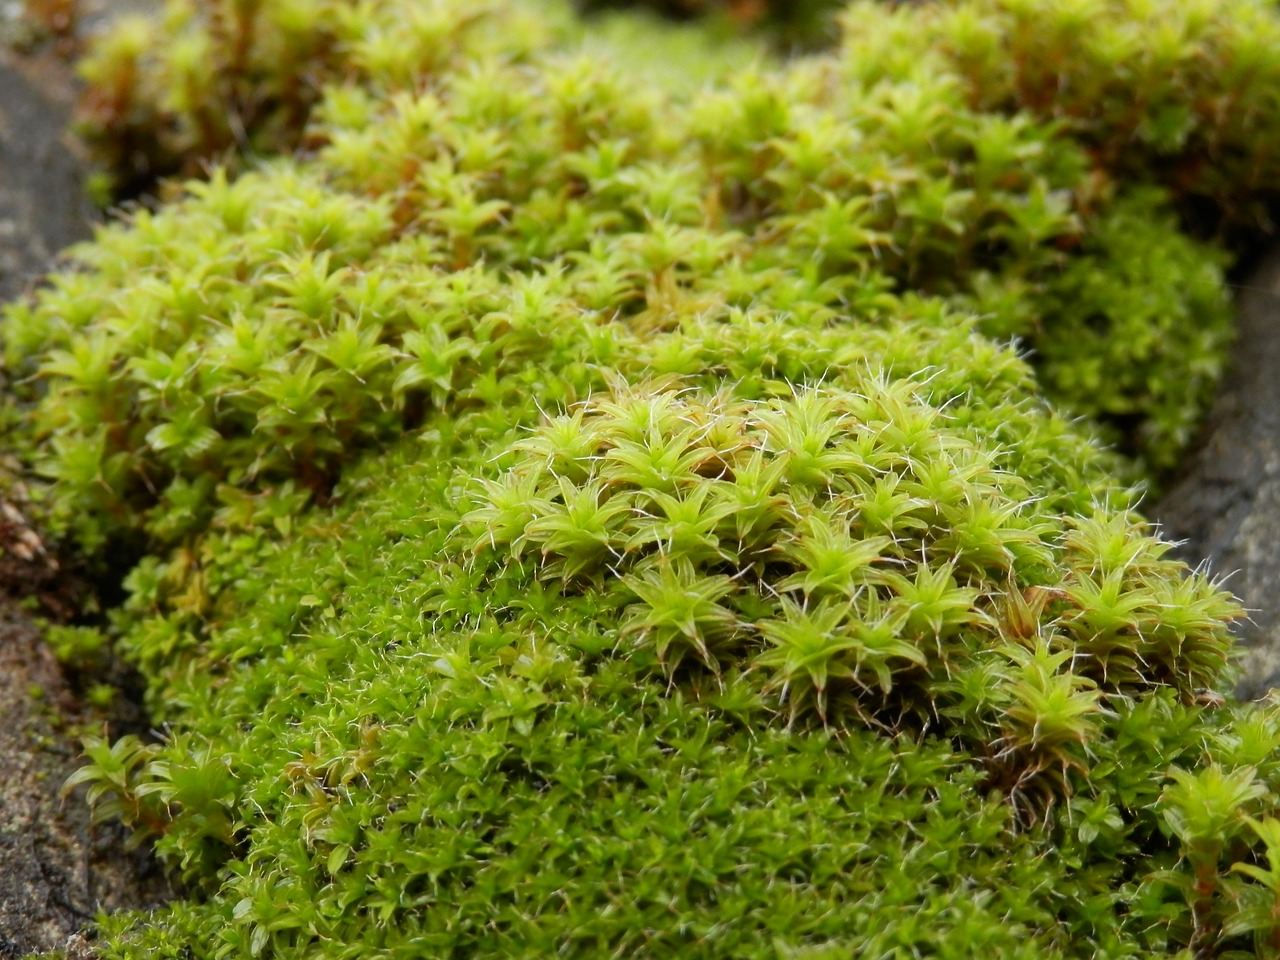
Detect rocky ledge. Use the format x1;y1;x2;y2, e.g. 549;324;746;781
0;33;169;958
1154;249;1280;700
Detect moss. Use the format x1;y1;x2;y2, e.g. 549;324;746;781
10;0;1280;956
64;0;1248;473
73;0;578;196
962;187;1234;469
576;0;847;49
76;0;1280;243
912;0;1280;242
70;401;1248;956
13;8;1230;550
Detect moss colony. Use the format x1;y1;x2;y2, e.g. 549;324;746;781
8;0;1280;956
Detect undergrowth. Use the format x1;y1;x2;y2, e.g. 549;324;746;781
5;0;1280;957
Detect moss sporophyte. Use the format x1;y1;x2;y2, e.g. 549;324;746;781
8;0;1280;956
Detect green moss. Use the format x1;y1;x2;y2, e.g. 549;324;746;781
78;0;1280;242
61;0;1249;475
962;188;1234;469
72;405;1247;956
74;0;577;195
577;0;846;49
13;5;1231;551
910;0;1280;241
10;0;1280;956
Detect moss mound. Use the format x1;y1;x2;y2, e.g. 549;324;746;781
8;0;1280;956
77;392;1250;957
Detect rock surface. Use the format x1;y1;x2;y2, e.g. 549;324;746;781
0;47;95;303
0;20;170;957
1154;251;1280;700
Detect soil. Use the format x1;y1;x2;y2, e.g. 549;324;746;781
0;614;172;959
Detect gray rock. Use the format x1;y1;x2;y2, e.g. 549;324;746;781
1153;248;1280;699
0;49;96;303
0;21;169;956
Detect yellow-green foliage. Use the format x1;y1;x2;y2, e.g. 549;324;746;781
595;0;1280;243
19;0;1232;554
914;0;1280;239
577;0;845;48
69;0;1248;469
8;0;1280;957
78;0;1280;241
75;0;575;195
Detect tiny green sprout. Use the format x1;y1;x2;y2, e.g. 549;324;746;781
848;473;930;539
393;326;479;406
1164;764;1270;855
134;748;240;847
756;594;920;725
45;625;109;671
1227;817;1280;954
86;683;118;710
754;392;867;489
601;419;718;495
1163;764;1271;950
62;735;165;835
714;450;792;552
999;644;1102;758
756;597;860;725
145;402;222;462
623;482;738;566
781;192;893;269
302;316;396;384
775;509;891;599
252;355;339;448
464;471;544;556
882;563;986;646
510;408;605;485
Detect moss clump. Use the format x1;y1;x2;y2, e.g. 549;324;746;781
12;0;1232;555
962;187;1234;462
912;0;1280;241
74;0;577;197
10;0;1280;956
77;0;1280;244
62;361;1253;955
